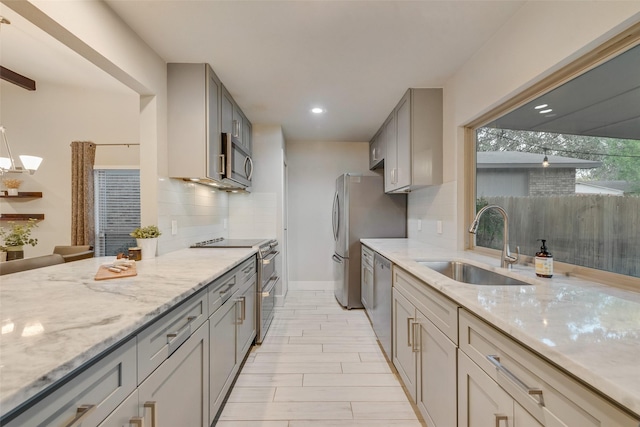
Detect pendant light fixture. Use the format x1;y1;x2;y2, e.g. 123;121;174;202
0;126;43;175
542;148;550;168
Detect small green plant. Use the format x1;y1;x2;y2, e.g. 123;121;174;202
130;225;162;239
0;219;38;247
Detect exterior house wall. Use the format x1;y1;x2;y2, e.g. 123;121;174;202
529;168;576;196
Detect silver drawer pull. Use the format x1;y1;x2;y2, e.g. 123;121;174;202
494;414;508;427
62;404;96;427
219;282;235;296
406;317;414;347
487;355;544;403
236;296;246;321
129;417;144;427
144;401;157;427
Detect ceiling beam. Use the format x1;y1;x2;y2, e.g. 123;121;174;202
0;66;36;91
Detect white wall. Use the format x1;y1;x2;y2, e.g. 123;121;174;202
0;80;138;257
286;140;371;282
408;2;640;250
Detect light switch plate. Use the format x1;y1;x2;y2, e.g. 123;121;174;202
437;220;443;234
171;220;178;235
417;220;422;231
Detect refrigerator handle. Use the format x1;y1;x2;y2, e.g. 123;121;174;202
331;192;340;242
332;254;343;263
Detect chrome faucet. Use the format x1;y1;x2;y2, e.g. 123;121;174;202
469;205;519;269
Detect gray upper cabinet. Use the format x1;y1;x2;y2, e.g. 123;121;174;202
168;63;223;181
222;85;253;153
369;128;385;170
384;88;443;193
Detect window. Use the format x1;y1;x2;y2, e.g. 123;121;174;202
94;169;140;256
467;27;640;280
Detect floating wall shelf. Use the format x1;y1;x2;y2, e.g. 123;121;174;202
0;214;45;221
0;192;43;199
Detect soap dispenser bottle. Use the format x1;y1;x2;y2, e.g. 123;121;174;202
535;239;553;278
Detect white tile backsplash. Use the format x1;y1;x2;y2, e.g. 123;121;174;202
158;178;229;254
228;192;278;239
407;181;457;249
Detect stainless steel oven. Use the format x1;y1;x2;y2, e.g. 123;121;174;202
256;240;279;344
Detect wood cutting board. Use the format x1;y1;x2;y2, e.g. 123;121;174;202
94;263;137;281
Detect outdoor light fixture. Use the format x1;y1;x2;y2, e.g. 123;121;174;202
542;148;550;168
0;126;43;175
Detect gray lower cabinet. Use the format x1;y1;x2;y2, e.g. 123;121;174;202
2;338;137;427
360;245;374;313
209;267;257;424
392;266;458;427
138;321;210;427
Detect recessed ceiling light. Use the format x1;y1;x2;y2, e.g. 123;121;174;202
534;104;548;110
539;109;553;114
311;107;324;114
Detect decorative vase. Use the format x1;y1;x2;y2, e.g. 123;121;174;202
6;246;24;261
136;238;158;260
7;188;18;196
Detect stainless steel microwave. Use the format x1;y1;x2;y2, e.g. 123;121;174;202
222;132;253;189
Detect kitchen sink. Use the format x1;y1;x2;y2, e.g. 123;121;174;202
417;260;531;286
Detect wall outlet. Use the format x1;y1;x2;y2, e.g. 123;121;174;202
171;220;178;235
437;220;443;234
417;219;422;231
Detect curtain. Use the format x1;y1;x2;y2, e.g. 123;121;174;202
71;141;96;246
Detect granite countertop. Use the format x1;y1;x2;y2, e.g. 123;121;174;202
0;247;256;417
361;238;640;418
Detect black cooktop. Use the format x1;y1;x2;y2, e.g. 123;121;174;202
190;238;268;248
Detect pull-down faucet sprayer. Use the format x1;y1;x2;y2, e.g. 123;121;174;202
469;205;519;269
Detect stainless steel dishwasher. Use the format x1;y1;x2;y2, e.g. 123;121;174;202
373;253;392;358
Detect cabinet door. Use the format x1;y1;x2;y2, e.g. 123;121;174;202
221;86;234;135
369;129;384;170
207;65;223;179
361;257;373;313
383;112;397;193
237;275;257;358
210;297;239;423
242;113;252;154
97;390;139;427
138;322;209;427
392;288;417;401
458;350;513;427
395;90;411;190
416;312;457;427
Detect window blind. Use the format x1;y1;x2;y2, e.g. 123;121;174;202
94;169;141;257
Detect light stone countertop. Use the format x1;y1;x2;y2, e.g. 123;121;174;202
0;247;257;418
361;238;640;418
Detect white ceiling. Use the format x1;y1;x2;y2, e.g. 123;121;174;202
103;0;526;141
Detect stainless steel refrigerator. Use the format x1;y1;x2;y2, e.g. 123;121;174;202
332;173;406;309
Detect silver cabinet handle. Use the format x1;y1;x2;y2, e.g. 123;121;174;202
406;317;414;347
236;296;246;321
233;119;239;137
372;147;377;161
332;254;343;263
129;417;144;427
144;401;157;427
219;154;226;176
487;355;543;403
494;414;508;427
62;404;96;427
167;315;198;354
412;321;421;353
262;251;279;264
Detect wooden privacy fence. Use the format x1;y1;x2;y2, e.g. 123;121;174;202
478;195;640;277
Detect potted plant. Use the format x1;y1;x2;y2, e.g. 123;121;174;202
3;178;22;196
0;219;38;260
130;225;161;260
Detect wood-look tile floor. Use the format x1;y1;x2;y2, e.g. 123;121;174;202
217;287;425;427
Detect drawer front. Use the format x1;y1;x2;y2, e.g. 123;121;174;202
394;266;458;344
4;338;136;427
137;288;208;384
209;269;237;315
238;256;257;285
361;245;374;268
459;309;639;426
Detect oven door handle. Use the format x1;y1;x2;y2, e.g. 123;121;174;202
262;276;279;297
262;251;280;264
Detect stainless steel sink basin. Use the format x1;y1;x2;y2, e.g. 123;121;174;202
417;261;531;286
